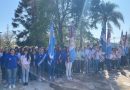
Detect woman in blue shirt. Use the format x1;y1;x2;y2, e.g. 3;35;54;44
6;49;19;89
1;49;8;84
35;48;45;81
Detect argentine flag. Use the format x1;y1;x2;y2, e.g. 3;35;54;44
48;22;55;60
69;46;76;62
69;24;76;62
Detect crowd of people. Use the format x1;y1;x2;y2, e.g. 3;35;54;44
0;44;130;89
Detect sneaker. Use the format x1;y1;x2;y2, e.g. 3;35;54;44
9;85;12;89
42;77;45;81
19;79;22;83
4;84;8;88
67;77;70;80
69;77;72;80
38;78;42;82
23;83;26;86
26;83;28;86
49;76;52;80
25;83;28;86
53;76;56;81
12;84;16;88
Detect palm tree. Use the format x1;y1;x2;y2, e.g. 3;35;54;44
90;1;124;36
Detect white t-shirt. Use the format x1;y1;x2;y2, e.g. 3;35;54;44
116;50;121;59
110;53;117;60
91;49;96;59
21;55;30;65
85;48;90;60
95;51;100;60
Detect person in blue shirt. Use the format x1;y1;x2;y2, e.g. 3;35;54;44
15;47;22;83
61;47;68;75
35;48;45;81
1;49;8;84
55;46;62;78
6;49;19;89
0;49;5;83
47;47;57;80
29;48;37;81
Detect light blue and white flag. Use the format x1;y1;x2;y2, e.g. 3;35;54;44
48;22;55;60
69;23;76;62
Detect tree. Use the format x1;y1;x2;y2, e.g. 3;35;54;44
53;0;72;46
71;0;92;47
90;0;124;36
12;0;99;47
12;0;34;46
0;29;15;48
12;0;51;46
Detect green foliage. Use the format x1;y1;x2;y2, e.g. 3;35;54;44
12;0;51;46
90;0;124;31
12;0;123;47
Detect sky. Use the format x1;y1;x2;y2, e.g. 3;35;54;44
0;0;130;43
0;0;19;32
91;0;130;43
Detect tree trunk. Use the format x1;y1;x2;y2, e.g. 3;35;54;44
102;19;107;53
59;22;63;47
80;28;83;48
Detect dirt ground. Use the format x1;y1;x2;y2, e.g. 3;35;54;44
1;68;130;90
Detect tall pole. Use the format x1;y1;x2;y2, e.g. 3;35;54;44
6;25;10;48
0;32;2;49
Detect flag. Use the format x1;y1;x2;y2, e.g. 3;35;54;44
69;23;76;62
100;29;106;53
48;22;55;60
38;54;47;66
69;47;76;62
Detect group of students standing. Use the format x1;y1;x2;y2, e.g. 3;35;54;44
0;46;74;89
74;44;130;74
0;44;129;89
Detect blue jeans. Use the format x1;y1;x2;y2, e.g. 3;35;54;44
85;60;90;73
117;59;121;68
48;62;55;79
36;65;42;79
7;68;17;85
94;59;99;73
22;67;30;83
1;66;7;81
105;59;111;70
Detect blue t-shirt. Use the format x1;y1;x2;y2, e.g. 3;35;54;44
54;50;61;62
61;50;67;62
6;54;19;69
35;53;45;65
1;53;9;67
